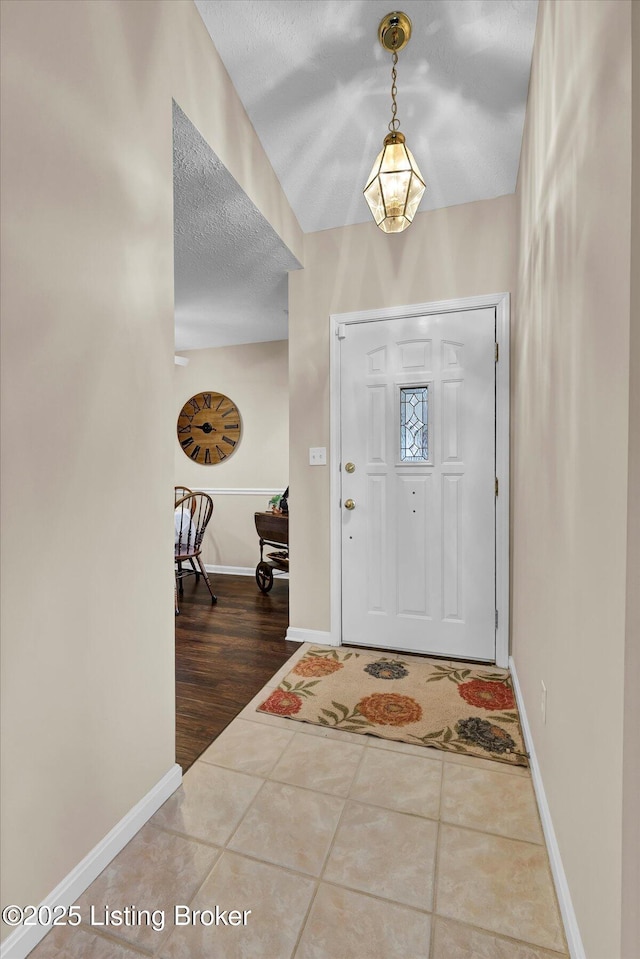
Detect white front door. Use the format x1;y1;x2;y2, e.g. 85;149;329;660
340;308;496;661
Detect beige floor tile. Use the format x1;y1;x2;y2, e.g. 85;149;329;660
431;916;568;958
436;825;566;952
443;750;530;777
28;925;147;959
294;883;431;959
323;801;437;911
366;736;445;760
228;780;344;876
269;732;364;796
160;851;315;959
280;719;367;746
151;761;263;845
73;824;218;951
441;762;543;843
349;747;442;819
200;719;295;776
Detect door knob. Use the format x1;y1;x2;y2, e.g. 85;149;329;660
344;499;356;510
345;462;356;473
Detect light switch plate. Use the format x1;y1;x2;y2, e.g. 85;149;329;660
309;447;326;466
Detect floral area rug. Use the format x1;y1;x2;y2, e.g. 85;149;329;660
258;646;528;767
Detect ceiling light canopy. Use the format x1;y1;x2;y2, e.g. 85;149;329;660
363;11;425;234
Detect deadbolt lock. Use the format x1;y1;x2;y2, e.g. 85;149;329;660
345;462;355;473
344;498;356;510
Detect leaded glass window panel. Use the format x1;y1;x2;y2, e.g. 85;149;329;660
400;386;428;462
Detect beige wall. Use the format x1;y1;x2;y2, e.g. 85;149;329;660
622;4;640;955
0;0;300;927
174;341;289;570
513;2;633;956
288;194;517;631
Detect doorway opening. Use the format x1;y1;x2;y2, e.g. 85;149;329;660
172;102;302;768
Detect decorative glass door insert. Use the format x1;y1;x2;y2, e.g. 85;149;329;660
400;386;428;462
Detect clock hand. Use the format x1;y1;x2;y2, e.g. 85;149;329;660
193;423;217;434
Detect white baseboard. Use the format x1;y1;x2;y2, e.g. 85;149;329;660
205;564;256;577
203;564;289;580
189;487;286;497
0;764;182;959
509;658;585;959
286;626;338;646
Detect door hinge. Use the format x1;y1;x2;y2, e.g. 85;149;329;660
495;477;499;497
337;323;347;340
495;610;499;629
495;342;499;362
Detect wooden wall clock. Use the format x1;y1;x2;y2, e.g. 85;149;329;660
177;391;242;465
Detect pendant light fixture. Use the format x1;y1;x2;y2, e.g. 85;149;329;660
363;11;426;234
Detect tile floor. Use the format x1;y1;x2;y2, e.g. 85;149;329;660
30;644;568;959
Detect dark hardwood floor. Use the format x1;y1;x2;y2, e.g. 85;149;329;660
175;571;300;771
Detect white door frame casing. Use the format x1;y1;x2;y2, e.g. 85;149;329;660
329;293;510;668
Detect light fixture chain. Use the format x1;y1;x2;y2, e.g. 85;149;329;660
365;11;425;232
389;51;400;132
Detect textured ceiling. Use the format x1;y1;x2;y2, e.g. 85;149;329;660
175;0;538;350
173;103;300;351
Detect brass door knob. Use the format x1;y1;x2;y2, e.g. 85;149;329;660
345;462;356;473
344;499;356;510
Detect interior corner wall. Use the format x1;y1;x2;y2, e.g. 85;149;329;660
622;4;640;955
174;341;289;571
513;2;632;956
0;0;300;930
288;194;517;633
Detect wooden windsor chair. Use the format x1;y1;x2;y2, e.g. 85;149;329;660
174;486;199;583
174;491;217;613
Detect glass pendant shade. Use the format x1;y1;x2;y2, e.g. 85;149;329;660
364;132;426;234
